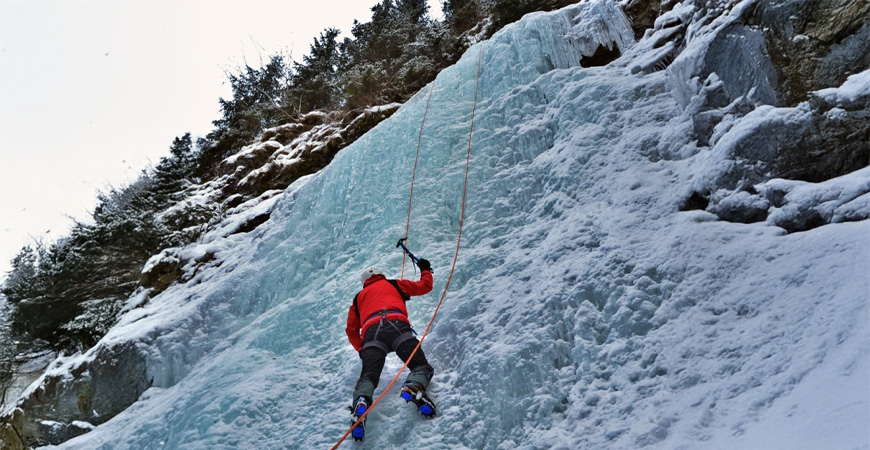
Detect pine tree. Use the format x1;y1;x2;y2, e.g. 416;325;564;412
1;245;40;302
339;0;449;109
443;0;486;34
292;28;342;113
201;55;291;167
488;0;577;32
0;295;15;403
153;132;197;200
397;0;428;28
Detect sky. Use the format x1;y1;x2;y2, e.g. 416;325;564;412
0;0;442;280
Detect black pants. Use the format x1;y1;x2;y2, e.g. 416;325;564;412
352;319;434;404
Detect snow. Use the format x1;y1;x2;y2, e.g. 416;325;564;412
141;250;180;276
791;34;809;44
221;140;284;167
204;188;283;239
815;69;870;105
761;166;870;226
369;103;403;113
26;1;870;449
40;420;63;429
732;326;869;450
70;421;96;431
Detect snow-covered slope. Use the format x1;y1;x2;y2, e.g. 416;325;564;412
15;1;870;449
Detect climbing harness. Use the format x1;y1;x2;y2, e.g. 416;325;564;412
331;46;484;449
360;311;418;355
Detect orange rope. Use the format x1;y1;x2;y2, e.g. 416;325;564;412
401;82;436;279
330;47;483;449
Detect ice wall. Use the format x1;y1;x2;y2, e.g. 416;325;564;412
45;1;869;449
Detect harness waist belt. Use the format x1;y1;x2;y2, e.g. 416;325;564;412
360;310;410;344
365;309;404;322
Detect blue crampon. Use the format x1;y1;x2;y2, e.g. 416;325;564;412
400;382;437;418
350;397;367;441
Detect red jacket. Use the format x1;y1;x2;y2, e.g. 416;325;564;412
346;271;433;351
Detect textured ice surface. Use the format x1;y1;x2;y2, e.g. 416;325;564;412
45;1;869;449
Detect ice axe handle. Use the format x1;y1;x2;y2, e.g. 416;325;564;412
396;238;420;264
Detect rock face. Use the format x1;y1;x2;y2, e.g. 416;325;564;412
776;104;868;183
1;415;26;450
719;94;868;186
226;105;401;199
623;0;674;39
138;250;182;293
739;0;870;182
1;342;149;448
749;0;870;106
136;105;400;296
1;351;56;412
660;0;870;226
690;68;869;229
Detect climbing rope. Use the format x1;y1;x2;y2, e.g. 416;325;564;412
401;81;436;279
330;46;483;449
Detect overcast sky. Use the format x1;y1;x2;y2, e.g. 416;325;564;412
0;0;442;279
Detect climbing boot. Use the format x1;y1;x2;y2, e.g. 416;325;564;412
400;382;437;418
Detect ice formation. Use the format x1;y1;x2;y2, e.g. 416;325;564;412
16;1;869;449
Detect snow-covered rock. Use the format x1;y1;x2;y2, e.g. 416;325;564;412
761;166;870;232
221;105;401;199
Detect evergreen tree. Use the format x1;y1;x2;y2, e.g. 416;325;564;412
397;0;428;28
488;0;577;32
292;28;342;113
0;295;15;406
152;133;197;206
201;55;290;169
339;0;451;109
442;0;486;34
216;55;289;130
1;246;40;302
158;133;196;181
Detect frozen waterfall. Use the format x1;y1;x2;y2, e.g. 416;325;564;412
38;1;869;449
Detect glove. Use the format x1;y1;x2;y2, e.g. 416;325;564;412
417;258;432;272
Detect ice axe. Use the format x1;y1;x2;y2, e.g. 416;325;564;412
396;238;420;265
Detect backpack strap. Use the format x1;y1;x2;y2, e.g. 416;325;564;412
387;279;411;302
353;293;361;322
354;279;409;323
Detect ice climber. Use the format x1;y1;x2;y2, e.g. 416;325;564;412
346;260;437;440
